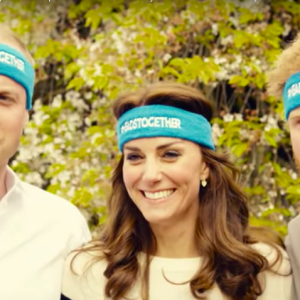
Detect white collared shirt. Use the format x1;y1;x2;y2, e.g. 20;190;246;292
0;167;91;300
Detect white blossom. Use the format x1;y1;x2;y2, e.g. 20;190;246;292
223;113;234;122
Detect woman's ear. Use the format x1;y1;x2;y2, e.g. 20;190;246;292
200;162;209;181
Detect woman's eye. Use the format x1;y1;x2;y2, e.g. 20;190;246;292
126;154;142;161
163;151;179;158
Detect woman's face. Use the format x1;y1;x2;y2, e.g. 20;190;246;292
122;137;209;227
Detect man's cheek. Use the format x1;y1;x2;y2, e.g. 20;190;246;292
291;138;300;161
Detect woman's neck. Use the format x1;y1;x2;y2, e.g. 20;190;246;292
150;217;199;258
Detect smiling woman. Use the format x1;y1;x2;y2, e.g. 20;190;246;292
61;82;292;300
123;136;209;234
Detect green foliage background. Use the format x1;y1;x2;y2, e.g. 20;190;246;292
2;0;300;236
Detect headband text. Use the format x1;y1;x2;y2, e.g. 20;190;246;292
121;116;181;133
287;82;300;99
0;51;24;72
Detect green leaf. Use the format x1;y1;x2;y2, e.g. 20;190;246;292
232;143;249;157
85;9;102;29
272;162;282;175
67;77;85;90
65;62;81;80
233;31;249;48
238;8;255;24
286;186;300;196
229;75;250;87
264;132;277;147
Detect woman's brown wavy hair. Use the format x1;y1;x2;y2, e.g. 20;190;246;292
75;82;285;300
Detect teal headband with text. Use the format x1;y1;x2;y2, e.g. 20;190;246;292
117;105;215;152
0;43;35;110
283;71;300;119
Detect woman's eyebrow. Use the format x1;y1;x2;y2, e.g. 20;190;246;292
124;146;140;151
124;141;184;151
156;141;184;150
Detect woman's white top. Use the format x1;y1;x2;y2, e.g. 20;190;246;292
62;242;292;300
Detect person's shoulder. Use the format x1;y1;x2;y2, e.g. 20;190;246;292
18;180;91;246
19;180;81;217
250;242;291;274
288;213;300;233
250;242;288;258
66;243;105;276
250;243;292;299
62;243;107;299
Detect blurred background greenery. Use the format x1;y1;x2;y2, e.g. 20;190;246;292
2;0;300;236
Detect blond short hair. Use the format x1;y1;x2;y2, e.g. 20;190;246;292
267;33;300;99
0;24;35;66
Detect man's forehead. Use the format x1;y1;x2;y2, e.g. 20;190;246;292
0;38;22;53
289;107;300;119
0;75;26;97
0;74;19;85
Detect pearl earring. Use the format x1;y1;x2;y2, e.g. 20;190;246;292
201;180;207;187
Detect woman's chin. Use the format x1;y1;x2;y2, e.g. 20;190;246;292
142;213;174;227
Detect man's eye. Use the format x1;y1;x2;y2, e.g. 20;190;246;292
0;94;13;103
0;95;9;101
291;119;300;126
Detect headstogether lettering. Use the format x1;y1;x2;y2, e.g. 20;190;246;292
121;117;181;133
0;51;25;72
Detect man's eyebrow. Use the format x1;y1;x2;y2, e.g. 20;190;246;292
0;88;19;97
289;113;300;121
124;141;184;151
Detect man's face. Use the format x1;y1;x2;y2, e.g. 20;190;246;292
288;107;300;170
0;74;27;167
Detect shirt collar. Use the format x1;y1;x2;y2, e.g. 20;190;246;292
5;166;18;191
0;166;20;214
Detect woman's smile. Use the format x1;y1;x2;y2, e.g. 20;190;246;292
140;188;176;204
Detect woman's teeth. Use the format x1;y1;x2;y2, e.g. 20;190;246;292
144;189;175;200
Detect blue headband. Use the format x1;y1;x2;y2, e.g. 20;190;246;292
117;105;215;152
0;43;35;110
283;71;300;119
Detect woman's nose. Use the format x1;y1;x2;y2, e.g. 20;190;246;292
141;159;162;183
